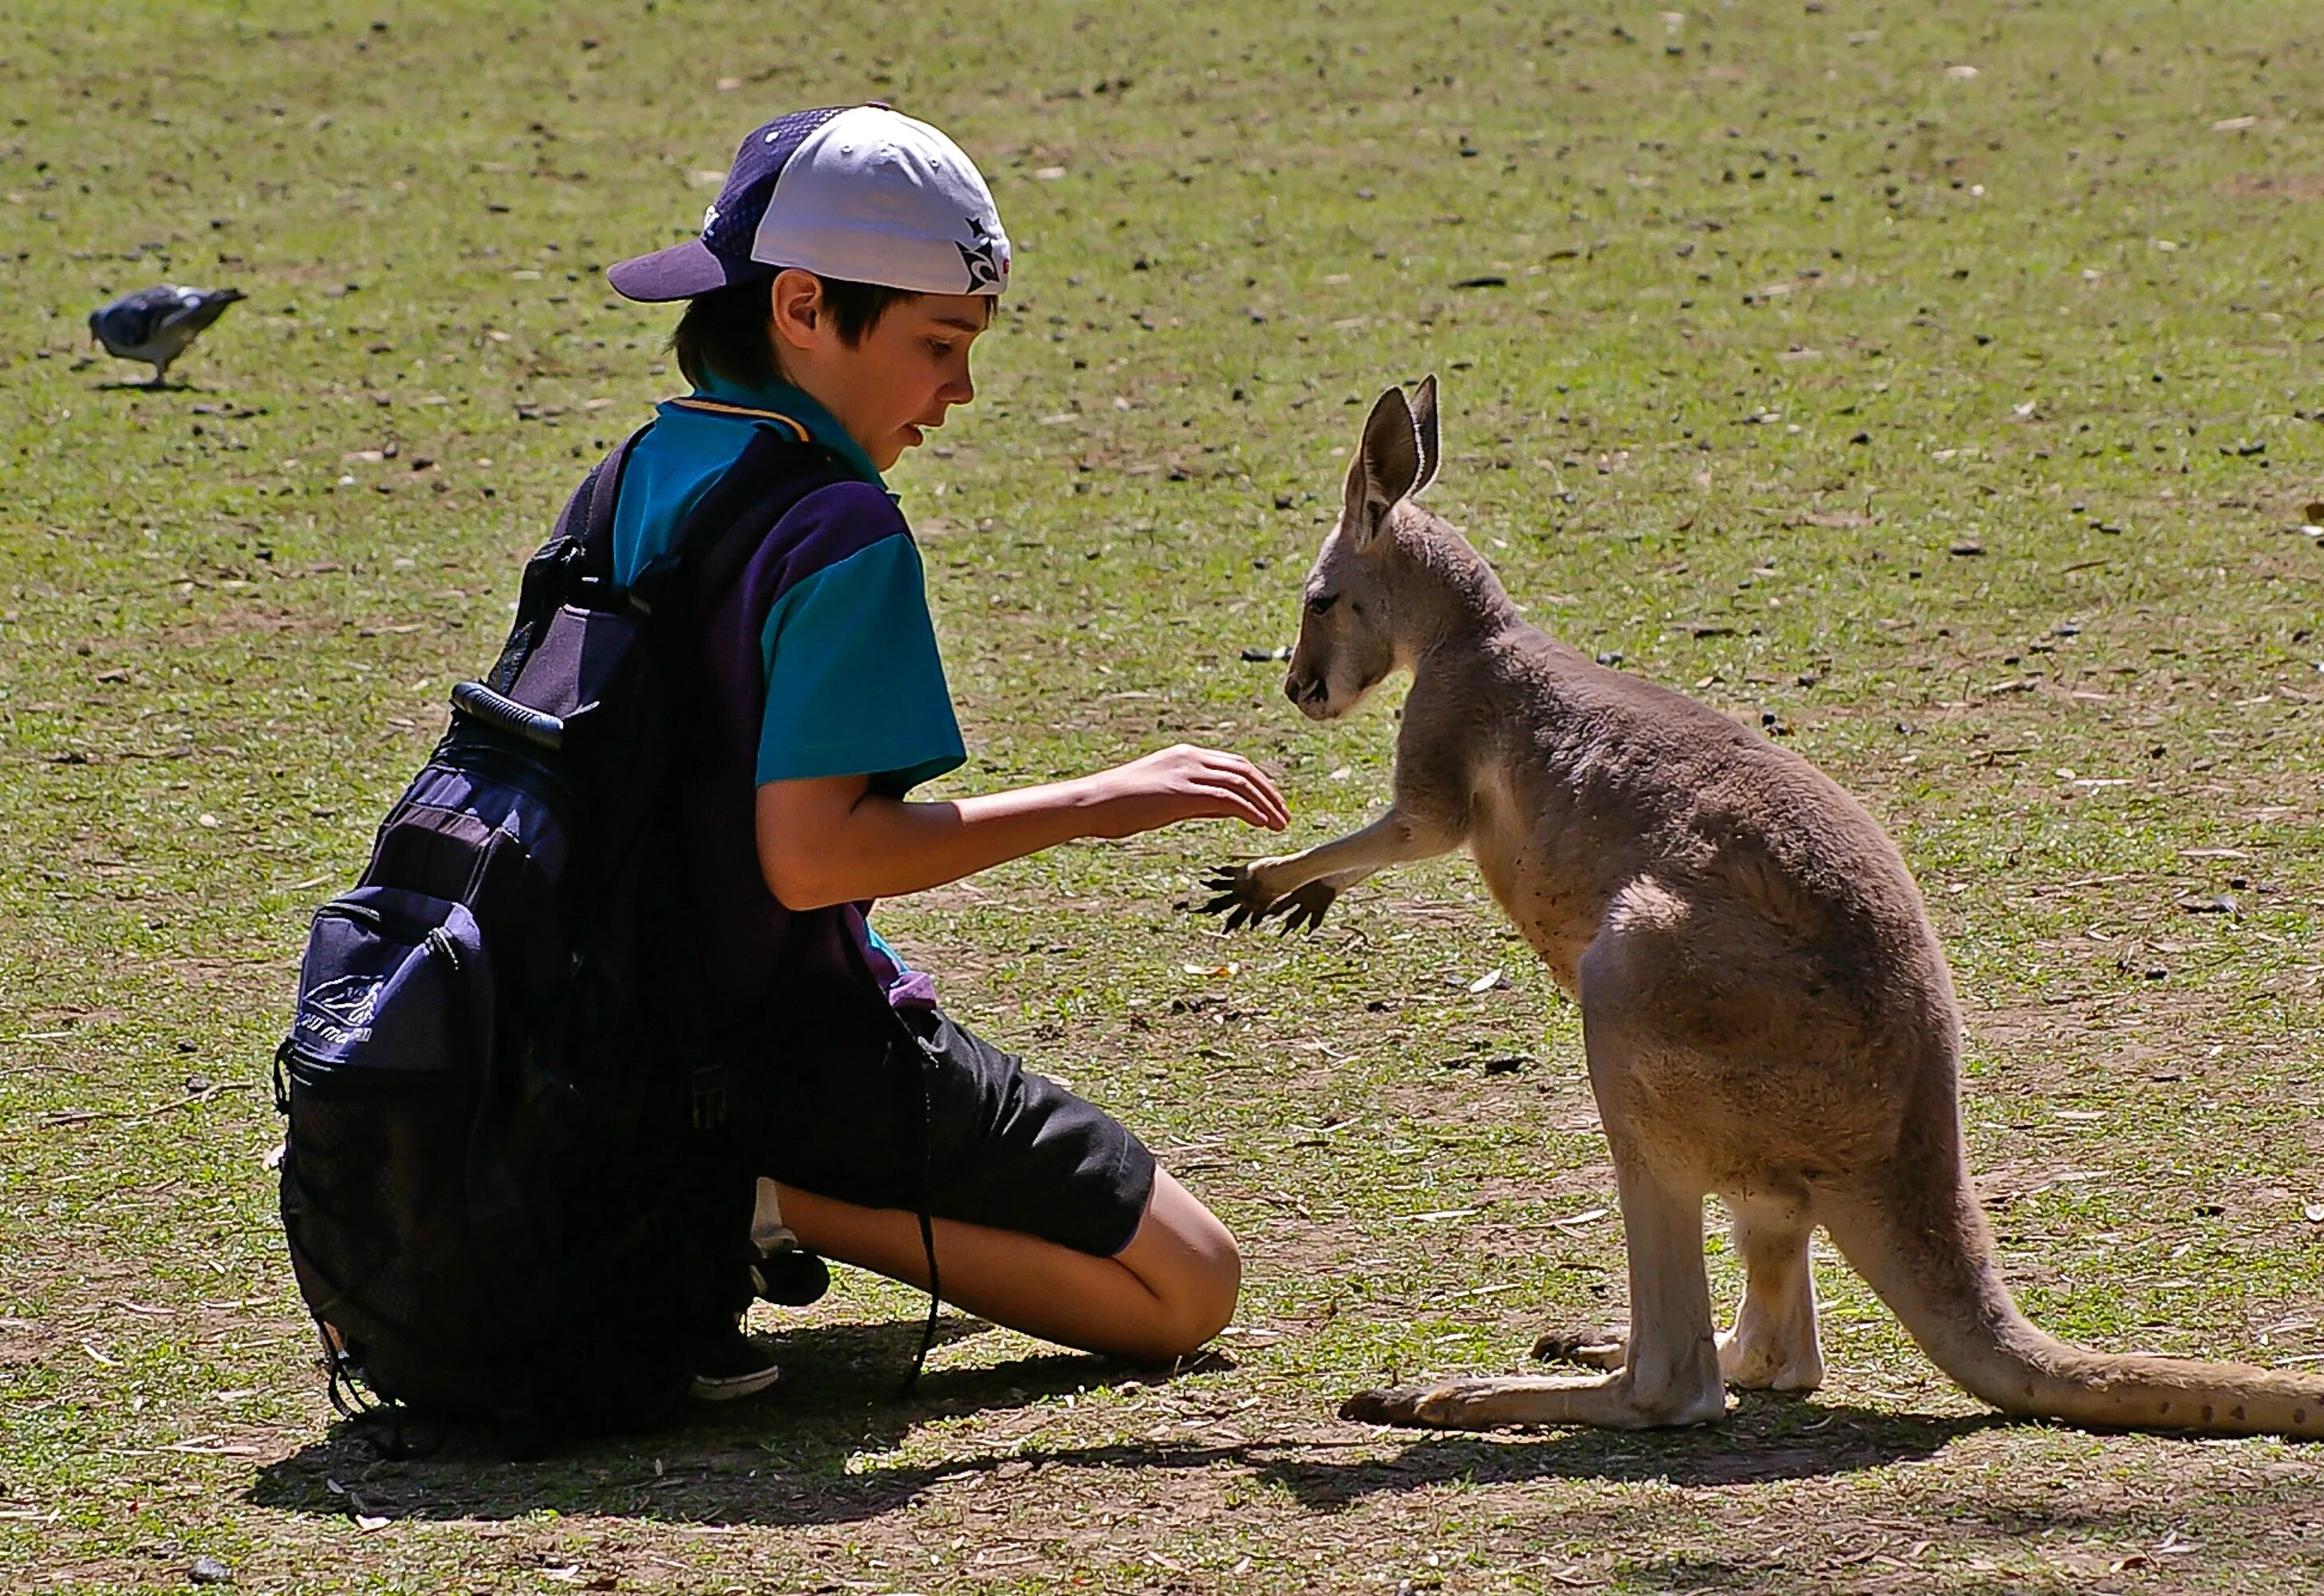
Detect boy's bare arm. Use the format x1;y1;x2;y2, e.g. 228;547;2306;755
756;744;1289;911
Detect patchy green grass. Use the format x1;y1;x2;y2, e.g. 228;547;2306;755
4;0;2322;1590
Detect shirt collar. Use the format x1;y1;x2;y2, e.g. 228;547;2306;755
686;369;889;493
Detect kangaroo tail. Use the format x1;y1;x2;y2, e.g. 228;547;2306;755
1822;1160;2324;1440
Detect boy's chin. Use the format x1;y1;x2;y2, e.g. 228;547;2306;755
878;426;923;467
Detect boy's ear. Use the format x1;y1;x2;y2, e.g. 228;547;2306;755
768;268;823;348
1409;374;1440;496
1341;384;1420;550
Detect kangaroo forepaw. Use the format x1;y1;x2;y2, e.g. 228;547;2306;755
1198;864;1272;931
1274;880;1338;934
1199;863;1328;933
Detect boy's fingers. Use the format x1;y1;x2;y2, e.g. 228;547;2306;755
1185;777;1284;832
1195;768;1287;829
1224;760;1288;816
1203;754;1289;826
1177;745;1286;796
1153;748;1288;829
1186;745;1276;784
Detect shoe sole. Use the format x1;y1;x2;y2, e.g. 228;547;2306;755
688;1364;782;1401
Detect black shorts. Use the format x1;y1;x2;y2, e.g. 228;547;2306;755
742;1001;1157;1259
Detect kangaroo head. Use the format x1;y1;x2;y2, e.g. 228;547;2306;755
1284;377;1442;720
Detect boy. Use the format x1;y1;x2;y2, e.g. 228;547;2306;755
603;105;1284;1395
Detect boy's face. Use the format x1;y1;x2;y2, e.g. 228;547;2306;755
777;277;992;472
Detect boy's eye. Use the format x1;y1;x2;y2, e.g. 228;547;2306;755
927;339;956;358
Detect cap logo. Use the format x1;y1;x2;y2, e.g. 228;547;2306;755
957;215;1005;290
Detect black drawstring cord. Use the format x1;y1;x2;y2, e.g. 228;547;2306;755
835;918;945;1398
318;1319;373;1422
902;1030;941;1396
908;1208;939;1394
313;1318;439;1459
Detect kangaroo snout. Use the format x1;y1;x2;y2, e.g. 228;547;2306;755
1283;664;1337;720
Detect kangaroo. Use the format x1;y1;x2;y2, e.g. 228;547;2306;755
1203;376;2324;1438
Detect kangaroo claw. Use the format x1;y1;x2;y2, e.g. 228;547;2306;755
1201;865;1340;934
1274;881;1338;934
1198;863;1280;931
1340;1385;1430;1426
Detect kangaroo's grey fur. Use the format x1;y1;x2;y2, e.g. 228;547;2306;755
1205;377;2324;1438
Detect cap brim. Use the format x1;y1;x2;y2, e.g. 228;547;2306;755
605;239;771;302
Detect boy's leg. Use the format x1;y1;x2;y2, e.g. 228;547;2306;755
774;1167;1239;1363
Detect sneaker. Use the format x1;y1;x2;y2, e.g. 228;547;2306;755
749;1246;831;1307
748;1179;831;1307
688;1323;781;1402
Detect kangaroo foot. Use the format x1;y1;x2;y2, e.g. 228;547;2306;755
1343;1369;1727;1432
1530;1325;1823;1391
1716;1325;1825;1393
1530;1327;1628;1371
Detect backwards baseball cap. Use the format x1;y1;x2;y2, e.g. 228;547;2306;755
607;104;1011;302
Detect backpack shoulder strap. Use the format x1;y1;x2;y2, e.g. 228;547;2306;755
627;403;850;618
483;421;656;693
572;422;655;585
683;431;852;610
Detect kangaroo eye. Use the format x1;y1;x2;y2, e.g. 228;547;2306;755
1308;592;1338;614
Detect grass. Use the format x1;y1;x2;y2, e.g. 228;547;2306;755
2;0;2321;1589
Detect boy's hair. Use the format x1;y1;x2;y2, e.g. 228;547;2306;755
670;275;917;389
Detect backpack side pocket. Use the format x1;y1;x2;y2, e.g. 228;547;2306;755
278;887;498;1412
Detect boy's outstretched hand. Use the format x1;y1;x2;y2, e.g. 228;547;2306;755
757;745;1287;911
1074;745;1288;839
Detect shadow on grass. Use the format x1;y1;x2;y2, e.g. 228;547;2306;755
248;1324;1998;1530
247;1314;1195;1528
1244;1396;2002;1511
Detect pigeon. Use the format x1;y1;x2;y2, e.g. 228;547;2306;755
88;284;246;386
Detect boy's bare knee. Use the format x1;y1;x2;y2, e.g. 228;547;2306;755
1157;1233;1241;1356
1119;1171;1241;1357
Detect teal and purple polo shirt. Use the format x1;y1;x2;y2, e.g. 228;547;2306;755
615;373;964;1007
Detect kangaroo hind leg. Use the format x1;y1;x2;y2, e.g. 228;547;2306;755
1344;1155;1725;1429
1345;1011;1726;1430
1718;1187;1825;1392
1525;1198;1824;1391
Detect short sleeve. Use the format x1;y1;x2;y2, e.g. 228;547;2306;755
755;532;966;793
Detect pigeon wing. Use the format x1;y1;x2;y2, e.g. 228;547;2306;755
160;286;244;339
93;285;191;352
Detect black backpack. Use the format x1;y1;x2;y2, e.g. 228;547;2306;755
274;422;852;1453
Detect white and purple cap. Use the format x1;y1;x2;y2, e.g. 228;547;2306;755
608;104;1010;302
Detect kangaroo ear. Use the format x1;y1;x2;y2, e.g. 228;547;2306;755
1341;384;1419;548
1409;373;1441;496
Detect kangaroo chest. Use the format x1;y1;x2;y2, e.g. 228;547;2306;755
1464;768;1609;996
